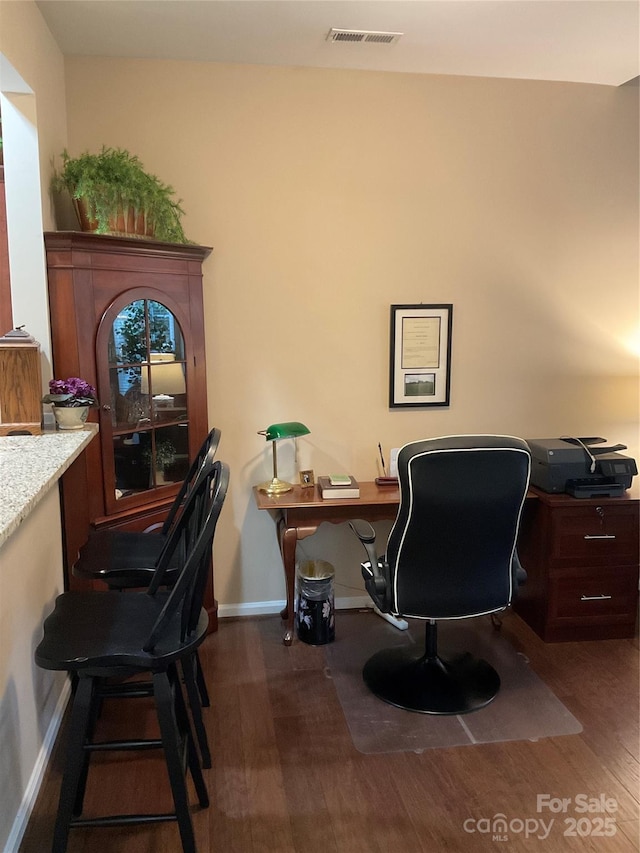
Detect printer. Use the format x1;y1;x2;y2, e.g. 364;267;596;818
526;437;637;498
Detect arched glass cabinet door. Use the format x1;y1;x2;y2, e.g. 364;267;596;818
96;289;191;514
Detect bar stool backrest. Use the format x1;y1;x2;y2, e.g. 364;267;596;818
159;427;222;536
144;459;229;651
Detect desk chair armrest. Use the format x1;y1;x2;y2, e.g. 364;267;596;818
349;519;378;566
349;520;392;613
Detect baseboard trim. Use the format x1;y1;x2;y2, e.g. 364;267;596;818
218;595;373;619
4;678;71;853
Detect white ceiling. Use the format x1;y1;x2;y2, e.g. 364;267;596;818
36;0;640;87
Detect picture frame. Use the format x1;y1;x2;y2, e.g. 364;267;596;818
389;304;453;408
299;469;315;488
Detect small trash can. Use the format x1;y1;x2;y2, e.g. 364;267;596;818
296;559;335;645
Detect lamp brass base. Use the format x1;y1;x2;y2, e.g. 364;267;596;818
258;477;293;496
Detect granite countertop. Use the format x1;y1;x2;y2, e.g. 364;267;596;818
0;425;98;548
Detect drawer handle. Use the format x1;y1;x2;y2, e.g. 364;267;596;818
580;594;613;601
583;534;616;540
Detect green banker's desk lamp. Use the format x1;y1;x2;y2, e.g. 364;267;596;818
257;421;310;495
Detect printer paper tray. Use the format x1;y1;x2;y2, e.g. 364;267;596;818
566;481;625;499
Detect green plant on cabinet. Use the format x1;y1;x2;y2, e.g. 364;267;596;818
51;146;188;243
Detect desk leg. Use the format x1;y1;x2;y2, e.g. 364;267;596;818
278;523;297;645
277;518;317;646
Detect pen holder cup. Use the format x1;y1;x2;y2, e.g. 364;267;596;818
296;560;335;645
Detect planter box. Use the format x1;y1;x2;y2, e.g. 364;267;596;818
74;198;155;239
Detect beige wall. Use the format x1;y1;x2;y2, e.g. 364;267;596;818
0;0;68;230
1;0;66;366
0;4;69;848
62;57;639;610
0;489;68;849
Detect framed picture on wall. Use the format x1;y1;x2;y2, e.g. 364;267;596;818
389;304;453;408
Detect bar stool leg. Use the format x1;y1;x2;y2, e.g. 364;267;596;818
172;665;209;806
73;676;103;817
195;651;210;706
182;655;212;768
153;670;198;853
52;676;94;853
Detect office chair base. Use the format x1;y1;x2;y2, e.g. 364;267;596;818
372;605;409;631
363;646;500;715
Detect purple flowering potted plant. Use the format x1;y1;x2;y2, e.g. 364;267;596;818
42;376;97;429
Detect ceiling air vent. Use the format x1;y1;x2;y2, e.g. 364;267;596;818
326;28;403;45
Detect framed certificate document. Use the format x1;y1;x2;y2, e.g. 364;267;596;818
389;304;453;408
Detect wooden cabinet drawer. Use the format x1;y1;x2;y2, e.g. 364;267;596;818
515;489;639;641
549;504;639;567
549;570;638;623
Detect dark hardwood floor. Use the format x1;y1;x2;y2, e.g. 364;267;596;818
19;610;639;852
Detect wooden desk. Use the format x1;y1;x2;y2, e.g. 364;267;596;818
255;482;638;645
254;482;400;644
255;481;542;644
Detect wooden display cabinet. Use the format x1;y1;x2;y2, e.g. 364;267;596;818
514;485;639;641
44;231;218;630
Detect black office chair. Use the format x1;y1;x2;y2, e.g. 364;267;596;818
73;426;221;591
350;435;530;715
35;460;229;853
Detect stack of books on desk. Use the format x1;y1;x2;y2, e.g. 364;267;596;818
318;475;360;499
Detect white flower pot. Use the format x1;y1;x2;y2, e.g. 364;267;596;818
53;406;90;430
